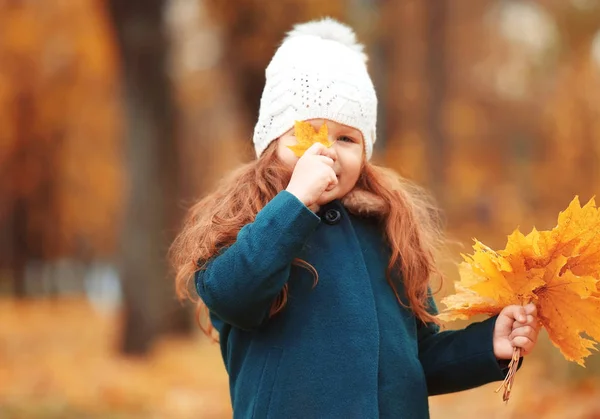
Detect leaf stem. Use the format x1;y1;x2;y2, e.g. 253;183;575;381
495;347;521;402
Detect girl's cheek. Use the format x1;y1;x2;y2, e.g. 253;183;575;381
290;154;301;167
277;148;299;168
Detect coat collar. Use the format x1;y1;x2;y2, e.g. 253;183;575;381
340;187;389;218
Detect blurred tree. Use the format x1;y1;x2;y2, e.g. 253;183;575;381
424;0;448;199
107;0;191;355
380;0;429;183
0;4;63;296
0;1;122;296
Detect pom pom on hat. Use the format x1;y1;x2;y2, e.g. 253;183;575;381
283;17;367;62
253;18;378;160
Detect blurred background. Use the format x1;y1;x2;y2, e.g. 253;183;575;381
1;0;600;418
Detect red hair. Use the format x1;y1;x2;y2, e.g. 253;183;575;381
170;143;445;337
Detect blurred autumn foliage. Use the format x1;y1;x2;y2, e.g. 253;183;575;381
1;0;600;417
0;0;122;276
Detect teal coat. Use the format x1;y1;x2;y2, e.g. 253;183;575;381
196;191;514;418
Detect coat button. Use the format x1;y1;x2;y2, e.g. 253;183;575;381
323;209;341;225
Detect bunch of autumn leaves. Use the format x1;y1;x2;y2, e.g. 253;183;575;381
439;197;600;366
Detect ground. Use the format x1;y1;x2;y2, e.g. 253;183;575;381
1;298;599;418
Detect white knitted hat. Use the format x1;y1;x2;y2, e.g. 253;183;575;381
253;18;378;160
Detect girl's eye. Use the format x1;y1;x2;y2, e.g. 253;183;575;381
337;135;355;143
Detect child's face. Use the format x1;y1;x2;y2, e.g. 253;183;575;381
277;119;364;205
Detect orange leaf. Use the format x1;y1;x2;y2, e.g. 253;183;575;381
287;120;333;157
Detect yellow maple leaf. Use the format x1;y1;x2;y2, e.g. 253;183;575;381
439;196;600;366
535;255;600;365
287;120;333;157
534;197;600;268
436;282;504;322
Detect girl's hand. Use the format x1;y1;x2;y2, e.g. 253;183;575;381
493;303;541;360
286;143;338;208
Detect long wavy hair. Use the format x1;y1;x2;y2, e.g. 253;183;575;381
170;142;445;337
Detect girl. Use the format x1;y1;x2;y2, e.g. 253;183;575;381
171;18;541;418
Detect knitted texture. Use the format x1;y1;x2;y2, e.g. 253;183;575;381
253;18;378;159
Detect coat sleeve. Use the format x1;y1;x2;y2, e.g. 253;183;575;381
194;190;321;330
417;293;523;395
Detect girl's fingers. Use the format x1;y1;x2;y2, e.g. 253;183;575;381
324;173;338;191
316;156;335;166
509;325;539;343
308;143;337;161
511;335;536;355
506;304;540;356
501;305;528;323
524;303;537;316
512;315;541;330
304;142;327;155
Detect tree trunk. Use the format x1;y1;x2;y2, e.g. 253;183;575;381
10;83;36;298
106;0;190;355
10;197;27;298
424;0;447;199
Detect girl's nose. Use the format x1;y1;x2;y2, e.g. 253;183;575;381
328;137;338;156
327;142;338;162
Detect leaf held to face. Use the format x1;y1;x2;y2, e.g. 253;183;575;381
287;120;333;157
